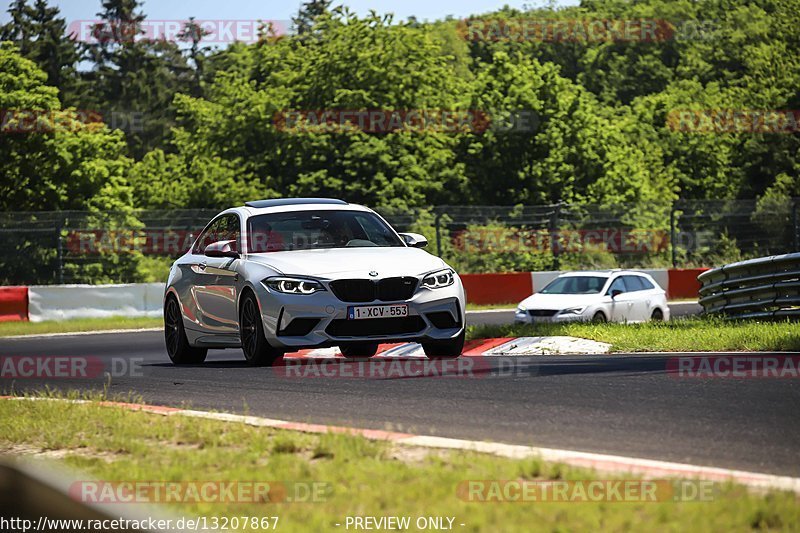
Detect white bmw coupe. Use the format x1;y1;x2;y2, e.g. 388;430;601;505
164;198;466;365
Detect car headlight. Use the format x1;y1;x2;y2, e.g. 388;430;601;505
516;305;527;313
560;306;586;315
422;268;455;289
264;277;326;295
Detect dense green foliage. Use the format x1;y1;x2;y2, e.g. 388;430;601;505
2;0;798;212
0;0;798;280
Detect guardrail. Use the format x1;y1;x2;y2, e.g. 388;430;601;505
698;253;800;319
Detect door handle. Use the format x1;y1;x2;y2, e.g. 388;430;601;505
199;262;207;271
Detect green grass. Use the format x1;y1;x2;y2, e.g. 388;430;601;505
0;316;162;337
468;317;800;352
1;396;797;532
4;313;798;354
466;302;516;311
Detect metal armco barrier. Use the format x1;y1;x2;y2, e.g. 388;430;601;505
698;253;800;319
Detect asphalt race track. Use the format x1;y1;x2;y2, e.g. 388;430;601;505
2;315;798;479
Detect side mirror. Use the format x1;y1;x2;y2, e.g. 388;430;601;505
205;240;240;258
399;232;428;248
611;289;623;299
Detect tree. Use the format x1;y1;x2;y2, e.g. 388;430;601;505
0;43;142;283
177;17;210;97
0;43;132;212
293;0;332;35
81;0;193;158
0;0;82;104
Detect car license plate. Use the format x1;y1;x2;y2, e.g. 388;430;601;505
347;304;408;320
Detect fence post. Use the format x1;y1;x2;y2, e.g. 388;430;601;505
793;200;799;252
670;203;677;269
434;210;442;257
55;216;64;284
550;203;561;271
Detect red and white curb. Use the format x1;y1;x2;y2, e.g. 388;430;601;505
288;337;610;359
3;397;798;494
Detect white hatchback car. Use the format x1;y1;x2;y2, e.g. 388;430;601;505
514;270;669;324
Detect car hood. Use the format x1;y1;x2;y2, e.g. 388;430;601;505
246;247;448;279
519;292;604;310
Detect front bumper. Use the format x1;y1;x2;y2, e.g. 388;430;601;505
254;277;466;349
514;309;588;324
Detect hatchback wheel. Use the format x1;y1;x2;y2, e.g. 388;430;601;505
240;293;282;366
164;296;207;365
651;308;664;321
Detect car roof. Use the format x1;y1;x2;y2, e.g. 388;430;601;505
244;198;347;209
230;199;373;218
558;270;653;278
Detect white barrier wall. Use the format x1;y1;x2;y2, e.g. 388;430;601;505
640;269;669;291
27;283;165;322
531;271;564;292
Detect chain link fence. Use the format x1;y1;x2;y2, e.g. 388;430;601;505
1;200;797;285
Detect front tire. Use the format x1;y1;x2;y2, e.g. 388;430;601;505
592;311;607;323
240;292;282;366
164;296;207;365
422;330;465;359
339;343;379;358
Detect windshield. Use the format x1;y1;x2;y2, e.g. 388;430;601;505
540;276;608;295
247;210;404;252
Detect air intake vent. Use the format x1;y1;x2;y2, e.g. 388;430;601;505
528;309;558;317
425;311;460;329
279;318;320;336
326;316;426;337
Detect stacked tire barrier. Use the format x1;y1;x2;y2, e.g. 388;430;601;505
698;253;800;319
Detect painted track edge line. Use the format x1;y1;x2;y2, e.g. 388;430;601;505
3;397;798;494
2;327;162;340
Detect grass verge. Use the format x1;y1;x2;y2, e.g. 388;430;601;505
0;395;796;531
0;316;163;337
465;303;516;311
468;317;800;352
